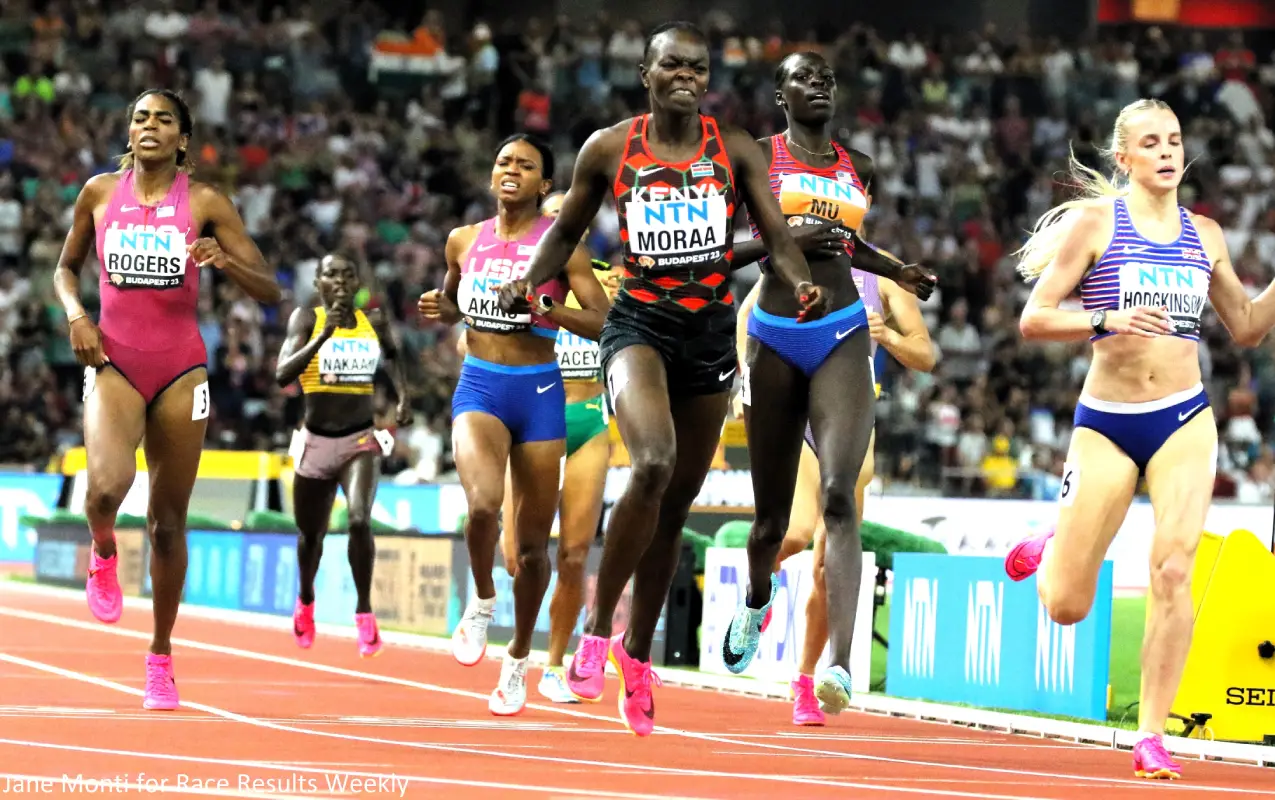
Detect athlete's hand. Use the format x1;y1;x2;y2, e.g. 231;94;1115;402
321;303;347;338
395;400;414;427
897;263;938;301
69;316;106;368
732;393;745;420
867;309;892;344
495;279;533;315
1106;306;1176;338
791;220;846;259
417;289;448;320
188;237;230;269
795;282;832;322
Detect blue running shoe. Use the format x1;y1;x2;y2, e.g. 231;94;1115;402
721;573;778;675
814;666;853;715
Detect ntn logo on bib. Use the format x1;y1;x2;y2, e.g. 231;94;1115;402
625;183;728;259
778;173;868;230
318;337;380;384
102;225;188;288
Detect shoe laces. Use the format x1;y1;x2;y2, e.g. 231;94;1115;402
505;660;527;693
626;659;663;707
1142;735;1178;763
576;637;605;673
145;660;171;690
463;605;493;626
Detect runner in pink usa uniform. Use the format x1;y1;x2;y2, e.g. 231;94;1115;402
54;89;280;711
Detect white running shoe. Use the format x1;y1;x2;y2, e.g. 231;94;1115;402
537;666;581;704
489;654;529;716
452;597;494;667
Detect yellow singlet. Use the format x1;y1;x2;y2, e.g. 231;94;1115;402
298;307;381;396
554;292;602;383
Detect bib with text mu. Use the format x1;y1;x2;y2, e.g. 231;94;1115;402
1080;198;1212;342
613;114;738;313
457;216;564;338
752;135;867;262
555;291;601;381
299;308;381;395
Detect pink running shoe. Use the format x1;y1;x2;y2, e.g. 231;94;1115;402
143;653;179;711
565;634;607;702
1133;734;1182;779
293;599;315;649
355;612;382;658
86;546;123;624
1005;529;1055;582
608;634;662;737
791;675;825;726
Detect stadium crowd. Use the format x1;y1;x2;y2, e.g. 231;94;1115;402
2;1;1275;503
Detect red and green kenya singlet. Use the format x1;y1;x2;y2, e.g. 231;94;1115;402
613;115;737;316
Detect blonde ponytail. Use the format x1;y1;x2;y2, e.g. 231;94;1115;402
1015;98;1172;282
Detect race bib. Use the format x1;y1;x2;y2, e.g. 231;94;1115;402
556;327;601;380
317;337;380;385
1117;262;1209;338
778;173;868;232
626;183;728;269
101;225;188;289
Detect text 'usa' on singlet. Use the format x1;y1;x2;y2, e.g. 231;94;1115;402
751;134;869;264
457;216;569;339
299;307;381;395
613;114;737;317
95;170;201;350
1080;198;1212;342
555;291;601;381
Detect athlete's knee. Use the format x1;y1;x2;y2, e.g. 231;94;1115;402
627;444;677;500
345;507;372;539
556;541;589;583
85;479;131;521
1040;583;1094;626
516;541;551;575
821;478;858;527
1149;539;1194;600
466;502;501;532
146;517;185;558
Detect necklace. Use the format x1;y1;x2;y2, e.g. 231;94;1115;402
785;132;835;158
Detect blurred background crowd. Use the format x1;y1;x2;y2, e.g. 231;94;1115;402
3;0;1275;503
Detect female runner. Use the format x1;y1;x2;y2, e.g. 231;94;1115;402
275;254;413;658
1007;98;1275;779
495;21;830;737
417;134;610;716
737;259;935;725
718;52;935;718
58;88;279;709
493;190;620;703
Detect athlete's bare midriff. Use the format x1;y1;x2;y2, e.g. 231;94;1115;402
1085;334;1202;402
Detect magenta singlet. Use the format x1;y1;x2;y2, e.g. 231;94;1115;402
94;170;207;404
456;215;569;339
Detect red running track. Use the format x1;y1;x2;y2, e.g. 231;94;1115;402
0;584;1270;799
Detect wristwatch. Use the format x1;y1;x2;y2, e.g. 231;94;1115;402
1091;309;1107;335
538;293;556;313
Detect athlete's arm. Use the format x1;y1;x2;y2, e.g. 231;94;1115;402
736;278;761;366
274;306;327;386
516;128;618;291
548;244;611;341
368;308;414;425
419;227;469;324
1021;204;1171;341
1199;215;1275;346
877;277;936;372
193;184;281;304
723;128;813;292
54;174;111;366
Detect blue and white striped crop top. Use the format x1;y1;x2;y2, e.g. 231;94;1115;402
1079;198;1212;342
